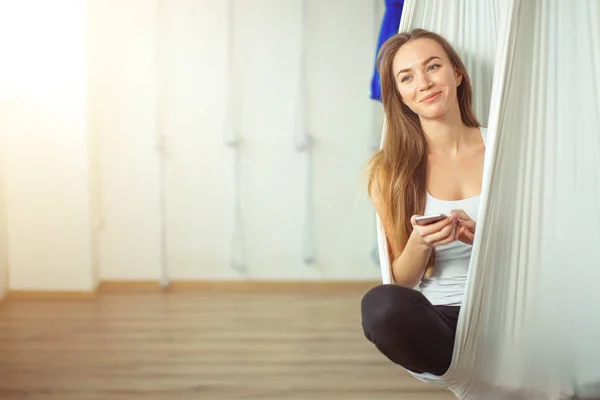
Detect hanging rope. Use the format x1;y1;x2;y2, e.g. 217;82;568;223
293;0;310;152
156;0;169;288
294;0;315;265
224;0;246;273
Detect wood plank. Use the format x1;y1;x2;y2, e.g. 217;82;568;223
0;288;455;400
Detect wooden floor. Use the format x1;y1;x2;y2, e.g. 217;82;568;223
0;286;455;400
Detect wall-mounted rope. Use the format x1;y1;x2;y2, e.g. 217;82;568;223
294;0;316;265
224;0;246;273
156;0;170;287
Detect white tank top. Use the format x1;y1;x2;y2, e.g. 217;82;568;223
417;128;486;306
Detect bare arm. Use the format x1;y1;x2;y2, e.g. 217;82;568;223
390;230;433;287
372;179;457;287
390;216;457;287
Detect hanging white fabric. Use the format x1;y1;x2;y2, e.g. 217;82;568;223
370;0;385;267
377;0;504;285
375;0;600;398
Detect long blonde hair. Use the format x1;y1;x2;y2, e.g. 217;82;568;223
367;29;480;277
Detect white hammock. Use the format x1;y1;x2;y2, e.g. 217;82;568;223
375;0;600;399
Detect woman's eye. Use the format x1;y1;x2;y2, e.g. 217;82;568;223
400;75;411;83
428;64;441;71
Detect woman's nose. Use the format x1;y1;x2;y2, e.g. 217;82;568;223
416;73;433;90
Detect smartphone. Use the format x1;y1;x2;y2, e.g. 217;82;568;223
414;213;447;225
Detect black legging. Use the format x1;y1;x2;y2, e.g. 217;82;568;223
360;284;460;376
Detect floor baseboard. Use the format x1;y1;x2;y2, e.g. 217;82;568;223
4;291;96;301
165;280;379;293
97;280;164;293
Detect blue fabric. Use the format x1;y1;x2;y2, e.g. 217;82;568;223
370;0;405;102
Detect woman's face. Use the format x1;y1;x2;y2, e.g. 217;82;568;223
392;38;463;120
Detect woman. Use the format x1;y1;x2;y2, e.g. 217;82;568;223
361;28;486;377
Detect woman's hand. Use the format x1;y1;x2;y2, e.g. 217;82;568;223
410;214;458;248
451;209;476;245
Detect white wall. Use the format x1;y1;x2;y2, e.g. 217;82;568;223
0;3;10;297
0;119;7;298
86;0;163;282
0;0;385;290
0;0;96;291
160;0;384;281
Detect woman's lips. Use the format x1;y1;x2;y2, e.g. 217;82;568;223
421;91;441;102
